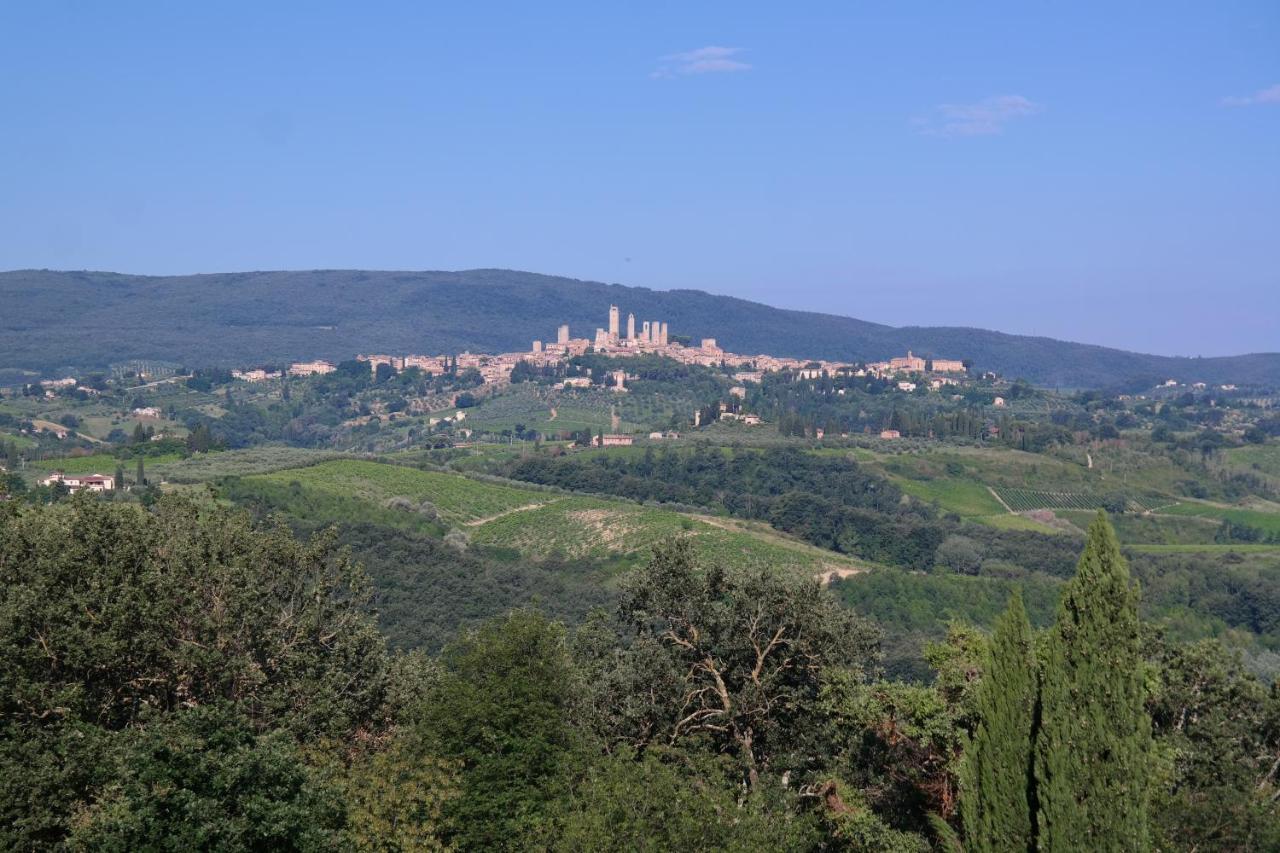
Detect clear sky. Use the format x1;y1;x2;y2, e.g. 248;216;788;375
2;2;1276;356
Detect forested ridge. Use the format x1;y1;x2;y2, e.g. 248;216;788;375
2;497;1277;851
4;268;1279;387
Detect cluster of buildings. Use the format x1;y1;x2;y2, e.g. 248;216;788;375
272;305;971;399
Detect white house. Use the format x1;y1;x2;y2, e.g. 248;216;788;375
39;472;116;493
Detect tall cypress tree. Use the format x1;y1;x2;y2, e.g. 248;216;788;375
961;588;1036;852
1034;512;1152;851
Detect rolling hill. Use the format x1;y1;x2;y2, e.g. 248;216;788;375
233;458;869;577
3;267;1277;388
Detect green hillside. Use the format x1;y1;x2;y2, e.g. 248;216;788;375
4;268;1278;387
238;459;868;576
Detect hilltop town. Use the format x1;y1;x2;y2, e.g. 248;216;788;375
270;303;975;392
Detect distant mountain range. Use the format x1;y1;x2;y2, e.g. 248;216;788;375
2;268;1277;389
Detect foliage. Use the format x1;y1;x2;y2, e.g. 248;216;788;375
1035;513;1154;851
0;497;390;847
617;539;880;788
1145;635;1280;851
412;609;581;850
959;591;1036;852
550;746;820;852
332;729;460;852
67;704;346;852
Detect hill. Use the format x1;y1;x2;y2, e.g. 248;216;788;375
232;458;868;578
3;268;1277;388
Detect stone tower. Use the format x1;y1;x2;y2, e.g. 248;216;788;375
608;305;619;341
627;312;635;340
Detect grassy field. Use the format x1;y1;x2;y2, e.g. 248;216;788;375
1225;444;1280;479
892;476;1006;516
162;447;344;481
459;385;648;436
240;459;867;576
466;496;867;575
28;452;183;475
248;459;547;523
1125;543;1280;554
976;513;1068;534
1058;509;1218;545
1157;501;1280;537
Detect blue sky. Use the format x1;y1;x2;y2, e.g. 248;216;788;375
1;2;1276;356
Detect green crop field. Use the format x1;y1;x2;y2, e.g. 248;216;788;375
994;488;1107;512
467;496;867;575
974;513;1067;535
248;459;547;523
1125;543;1280;554
990;487;1167;513
891;476;1005;516
459;385;647;436
1158;501;1280;537
238;459;866;576
37;452;178;474
1058;509;1218;545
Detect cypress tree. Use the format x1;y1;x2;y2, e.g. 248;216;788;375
1034;512;1152;851
961;588;1036;852
136;457;145;487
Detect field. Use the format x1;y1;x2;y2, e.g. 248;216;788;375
161;447;344;481
994;488;1108;512
26;453;133;474
1125;543;1280;554
892;477;1006;516
458;385;648;436
239;459;869;576
1058;510;1219;545
248;459;548;523
1225;444;1280;479
1158;500;1280;537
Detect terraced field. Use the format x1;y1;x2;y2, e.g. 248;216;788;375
992;488;1169;513
994;488;1106;512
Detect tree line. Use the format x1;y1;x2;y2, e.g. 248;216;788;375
2;497;1277;850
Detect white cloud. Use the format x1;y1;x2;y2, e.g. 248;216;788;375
652;46;751;79
1221;83;1280;107
916;94;1042;137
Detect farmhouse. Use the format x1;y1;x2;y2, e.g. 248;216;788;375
39;472;116;493
879;429;901;439
593;433;634;447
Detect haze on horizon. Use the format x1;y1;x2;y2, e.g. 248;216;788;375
1;2;1276;357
